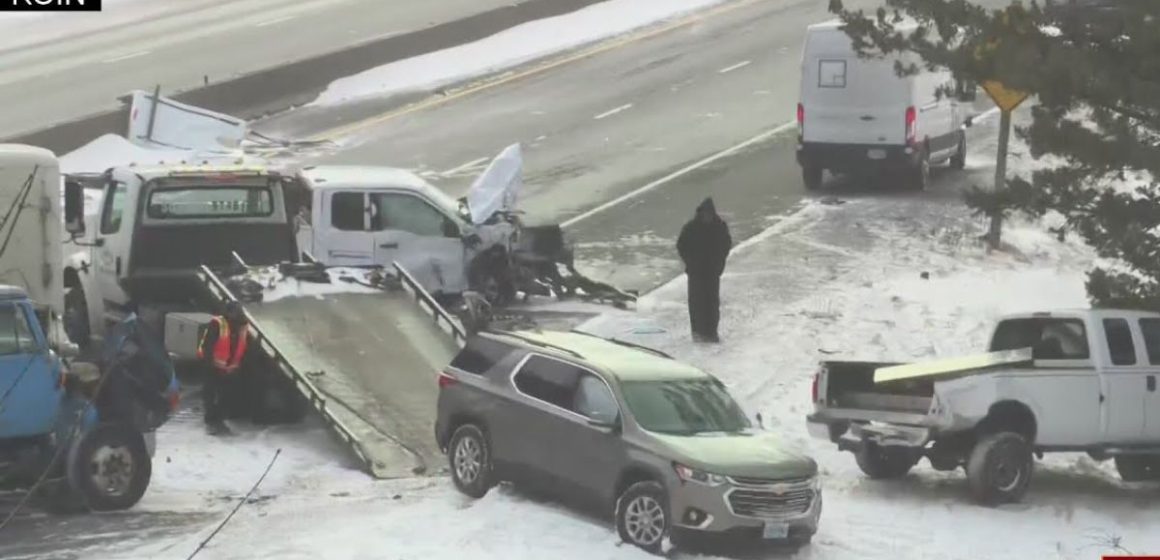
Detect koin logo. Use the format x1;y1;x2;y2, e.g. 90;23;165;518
3;0;102;11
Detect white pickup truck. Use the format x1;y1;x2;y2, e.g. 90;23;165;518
806;309;1160;505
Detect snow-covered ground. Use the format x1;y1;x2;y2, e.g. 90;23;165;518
311;0;727;106
76;126;1160;560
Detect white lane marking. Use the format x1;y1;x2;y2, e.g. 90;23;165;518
718;60;752;74
439;157;488;176
256;15;297;27
594;104;633;120
102;51;150;64
561;120;796;228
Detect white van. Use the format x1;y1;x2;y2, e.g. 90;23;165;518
796;20;975;191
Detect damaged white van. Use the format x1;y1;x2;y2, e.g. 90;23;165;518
796;20;976;191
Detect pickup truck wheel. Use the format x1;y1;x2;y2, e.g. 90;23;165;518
966;432;1033;506
855;442;917;479
448;424;494;499
1114;455;1160;482
67;423;152;512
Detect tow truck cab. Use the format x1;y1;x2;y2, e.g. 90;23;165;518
65;164;302;341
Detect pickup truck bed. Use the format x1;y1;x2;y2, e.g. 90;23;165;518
820;361;933;414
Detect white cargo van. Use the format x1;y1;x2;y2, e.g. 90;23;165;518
796;20;975;191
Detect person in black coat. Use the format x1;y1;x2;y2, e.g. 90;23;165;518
677;197;732;342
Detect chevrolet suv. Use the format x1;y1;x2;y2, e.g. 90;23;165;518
434;330;821;553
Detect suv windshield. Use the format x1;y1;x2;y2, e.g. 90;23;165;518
620;378;750;435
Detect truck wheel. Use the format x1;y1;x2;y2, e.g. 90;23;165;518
67;423;152;512
1114;455;1160;482
966;432;1033;506
802;166;824;191
616;480;670;554
909;151;931;191
448;424;494;499
855;442;917;479
949;132;967;170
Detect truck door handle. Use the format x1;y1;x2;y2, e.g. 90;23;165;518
860;115;875;121
379;242;399;249
1148;375;1156;392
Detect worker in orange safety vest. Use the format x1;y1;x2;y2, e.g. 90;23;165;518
197;300;251;435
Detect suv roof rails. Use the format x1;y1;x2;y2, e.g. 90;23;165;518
485;329;584;359
568;329;673;359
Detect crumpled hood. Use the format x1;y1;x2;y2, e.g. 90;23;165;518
465;143;523;225
652;430;817;479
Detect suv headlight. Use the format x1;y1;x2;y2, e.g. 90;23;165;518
673;463;727;487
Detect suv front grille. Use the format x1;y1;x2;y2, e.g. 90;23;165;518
725;477;815;519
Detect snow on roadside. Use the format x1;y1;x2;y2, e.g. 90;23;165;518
579;197;1160;557
311;0;727;106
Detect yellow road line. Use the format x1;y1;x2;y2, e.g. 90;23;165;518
309;0;761;142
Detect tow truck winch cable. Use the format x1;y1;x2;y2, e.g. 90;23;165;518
0;167;37;264
185;449;281;560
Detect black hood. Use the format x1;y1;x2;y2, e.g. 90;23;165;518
696;197;718;218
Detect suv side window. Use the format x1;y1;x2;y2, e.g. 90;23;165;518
514;355;581;410
1103;318;1137;366
572;374;618;423
450;336;512;376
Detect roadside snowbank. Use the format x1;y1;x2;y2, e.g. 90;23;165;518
311;0;727;106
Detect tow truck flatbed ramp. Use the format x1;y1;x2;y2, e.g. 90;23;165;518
199;264;466;479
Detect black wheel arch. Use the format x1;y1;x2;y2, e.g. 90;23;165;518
613;464;667;509
977;400;1038;443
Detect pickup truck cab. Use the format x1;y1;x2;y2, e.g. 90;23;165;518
806;309;1160;505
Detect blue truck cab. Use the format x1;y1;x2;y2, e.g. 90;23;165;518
0;285;178;512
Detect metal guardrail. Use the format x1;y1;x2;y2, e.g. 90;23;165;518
195;265;377;474
392;262;468;348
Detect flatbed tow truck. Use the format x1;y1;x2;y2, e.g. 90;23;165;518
63;158;626;479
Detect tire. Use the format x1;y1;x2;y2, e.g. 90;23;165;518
855;442;917;479
66;423;152;512
908;150;931;191
615;480;670;554
966;432;1033;506
64;287;91;350
802;166;824;191
949;132;967;170
1114;455;1160;482
448;425;494;499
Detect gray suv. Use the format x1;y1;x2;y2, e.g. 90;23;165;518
434;330;821;553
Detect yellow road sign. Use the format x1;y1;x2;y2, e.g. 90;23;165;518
982;80;1029;112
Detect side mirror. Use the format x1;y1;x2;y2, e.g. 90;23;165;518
64;180;86;236
442;218;461;239
587;414;621;434
964;116;974;128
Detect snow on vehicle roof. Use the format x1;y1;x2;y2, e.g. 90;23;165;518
0;143;58;167
491;329;708;382
0;285;30;301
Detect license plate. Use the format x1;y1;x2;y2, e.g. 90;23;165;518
762;522;789;540
867;149;887;160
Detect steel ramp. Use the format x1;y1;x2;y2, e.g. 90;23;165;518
198;263;466;479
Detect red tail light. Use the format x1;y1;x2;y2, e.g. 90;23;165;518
797;103;805;136
437;371;458;389
811;370;820;403
905;106;917;145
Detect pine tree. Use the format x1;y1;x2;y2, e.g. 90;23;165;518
827;0;1160;310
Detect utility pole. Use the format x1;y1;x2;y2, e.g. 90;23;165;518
988;108;1012;249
